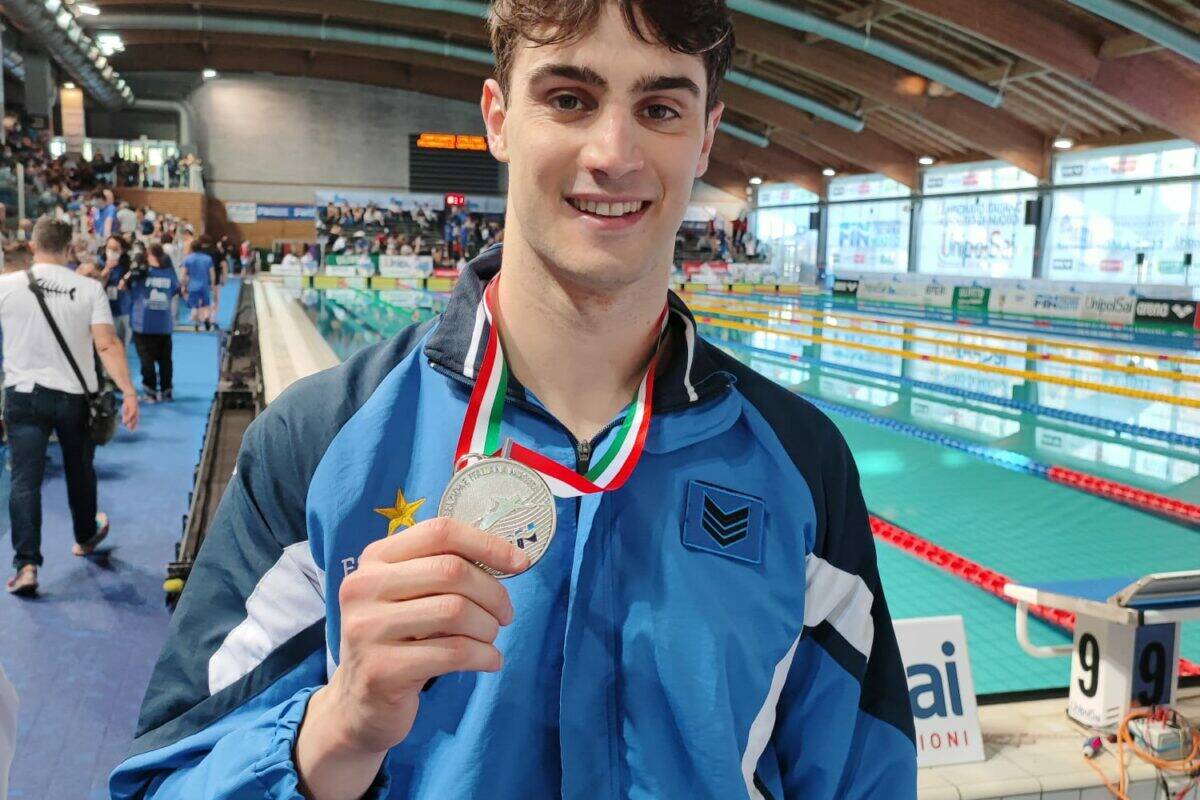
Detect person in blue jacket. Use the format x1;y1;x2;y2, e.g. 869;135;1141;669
122;243;181;403
100;235;132;345
180;240;216;331
111;2;917;798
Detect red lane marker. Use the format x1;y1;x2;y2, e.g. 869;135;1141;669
1046;466;1200;526
870;514;1200;678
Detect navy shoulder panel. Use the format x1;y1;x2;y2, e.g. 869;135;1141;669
132;318;436;752
705;342;849;556
706;339;916;744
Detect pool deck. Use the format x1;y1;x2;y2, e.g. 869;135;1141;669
920;686;1200;799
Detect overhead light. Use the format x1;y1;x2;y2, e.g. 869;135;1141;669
918;155;935;166
76;3;100;14
749;176;763;186
63;82;76;89
1053;137;1074;150
822;167;837;177
202;68;218;79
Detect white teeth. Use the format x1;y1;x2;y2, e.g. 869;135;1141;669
569;198;645;216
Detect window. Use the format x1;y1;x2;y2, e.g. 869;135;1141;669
751;204;818;282
826;175;911;274
1044;179;1200;285
827;198;911;273
916;161;1038;279
1045;141;1200;286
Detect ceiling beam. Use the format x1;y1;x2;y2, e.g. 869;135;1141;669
1089;50;1200;145
890;0;1104;83
116;29;494;80
890;0;1200;143
115;44;485;103
735;17;1049;176
765;129;853;173
90;0;487;41
699;156;755;200
1100;18;1200;60
714;131;825;196
723;83;918;186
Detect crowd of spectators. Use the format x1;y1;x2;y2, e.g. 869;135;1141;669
1;112;203;218
317;201;503;269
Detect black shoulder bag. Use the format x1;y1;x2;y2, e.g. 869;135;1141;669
26;271;119;445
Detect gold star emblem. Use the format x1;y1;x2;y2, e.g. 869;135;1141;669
374;489;426;535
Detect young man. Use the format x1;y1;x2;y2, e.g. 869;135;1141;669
0;218;139;596
180;240;216;331
111;2;916;798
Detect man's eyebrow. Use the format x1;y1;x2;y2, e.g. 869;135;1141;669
632;74;701;97
526;63;608;89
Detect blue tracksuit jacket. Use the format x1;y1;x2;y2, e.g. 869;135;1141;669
111;249;916;799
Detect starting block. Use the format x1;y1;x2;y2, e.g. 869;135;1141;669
1004;571;1200;730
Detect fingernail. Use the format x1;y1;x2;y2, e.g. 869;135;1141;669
511;549;530;571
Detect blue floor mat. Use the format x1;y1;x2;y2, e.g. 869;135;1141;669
0;331;219;799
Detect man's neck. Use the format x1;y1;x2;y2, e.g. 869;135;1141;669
495;238;668;444
32;253;67;268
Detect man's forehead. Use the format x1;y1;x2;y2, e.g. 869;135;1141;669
513;14;707;93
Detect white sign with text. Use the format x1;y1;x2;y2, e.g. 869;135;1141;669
894;616;985;768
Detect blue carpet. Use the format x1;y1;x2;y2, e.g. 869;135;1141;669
0;330;221;799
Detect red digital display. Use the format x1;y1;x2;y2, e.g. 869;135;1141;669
444;192;467;208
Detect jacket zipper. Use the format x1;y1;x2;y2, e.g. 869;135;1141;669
574;438;592;473
431;360;622;473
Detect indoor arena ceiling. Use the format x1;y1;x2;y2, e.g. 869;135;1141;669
15;0;1200;194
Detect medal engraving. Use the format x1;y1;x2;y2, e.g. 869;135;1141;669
438;456;556;578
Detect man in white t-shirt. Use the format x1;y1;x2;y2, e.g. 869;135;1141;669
0;218;139;596
117;202;139;238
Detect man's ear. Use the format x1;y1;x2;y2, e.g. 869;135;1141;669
481;78;510;164
695;101;725;179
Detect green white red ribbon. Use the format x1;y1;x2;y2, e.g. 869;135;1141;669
455;276;666;498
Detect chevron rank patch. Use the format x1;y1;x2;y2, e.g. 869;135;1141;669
681;481;765;564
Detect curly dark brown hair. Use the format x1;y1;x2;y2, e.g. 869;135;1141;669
488;0;735;113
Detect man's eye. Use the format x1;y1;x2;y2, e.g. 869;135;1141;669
551;94;584;112
645;104;680;121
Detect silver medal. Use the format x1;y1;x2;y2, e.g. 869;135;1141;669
438;454;557;578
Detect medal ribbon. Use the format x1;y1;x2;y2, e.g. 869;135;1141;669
455;277;667;498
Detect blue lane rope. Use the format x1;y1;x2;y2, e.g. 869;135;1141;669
708;336;1200;451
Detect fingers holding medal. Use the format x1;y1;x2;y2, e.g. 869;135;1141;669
438;454;557;578
314;516;530;757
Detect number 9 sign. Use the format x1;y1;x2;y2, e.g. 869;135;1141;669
1067;619;1180;729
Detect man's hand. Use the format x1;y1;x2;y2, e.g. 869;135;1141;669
295;518;529;800
122;394;139;431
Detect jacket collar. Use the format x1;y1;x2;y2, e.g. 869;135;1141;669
424;245;731;411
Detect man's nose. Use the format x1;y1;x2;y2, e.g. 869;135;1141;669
579;107;645;182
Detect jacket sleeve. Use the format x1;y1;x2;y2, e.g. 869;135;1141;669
107;397;388;798
768;441;916;799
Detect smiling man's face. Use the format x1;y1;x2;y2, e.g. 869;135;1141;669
483;3;723;290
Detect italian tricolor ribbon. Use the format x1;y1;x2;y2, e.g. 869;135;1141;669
455;277;667;498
